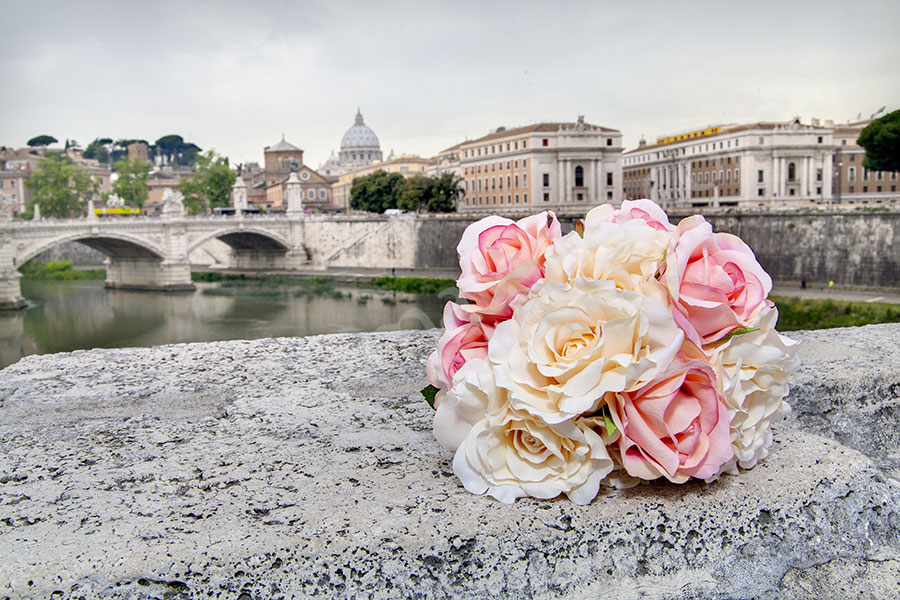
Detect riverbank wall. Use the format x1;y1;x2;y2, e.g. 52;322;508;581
404;211;900;290
1;324;898;598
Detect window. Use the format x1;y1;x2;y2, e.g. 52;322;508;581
735;168;740;181
575;166;584;187
522;140;527;149
577;192;583;201
818;136;823;144
758;188;765;196
543;192;550;202
606;138;612;146
849;186;855;193
864;168;870;180
789;189;795;196
842;139;847;145
524;193;527;202
816;187;822;195
726;170;731;183
691;174;696;184
705;173;710;184
607;173;613;186
492;176;496;189
758;137;764;145
523;173;527;187
607;191;613;200
757;170;764;183
817;168;823;182
788;162;796;182
515;194;519;203
515;175;519;187
849;167;856;181
319;189;327;199
542;173;550;187
522;159;527;167
307;189;315;199
863;186;868;193
850;154;856;162
542;139;548;147
719;170;724;184
506;175;511;188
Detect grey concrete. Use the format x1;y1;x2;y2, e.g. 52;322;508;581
0;325;898;599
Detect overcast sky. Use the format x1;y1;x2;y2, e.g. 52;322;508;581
2;0;898;168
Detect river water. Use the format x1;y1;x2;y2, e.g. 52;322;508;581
0;279;452;370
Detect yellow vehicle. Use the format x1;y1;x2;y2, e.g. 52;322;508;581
94;207;141;217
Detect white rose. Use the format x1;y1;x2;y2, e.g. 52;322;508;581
489;278;683;424
713;307;799;474
543;218;673;306
433;358;503;452
453;407;616;504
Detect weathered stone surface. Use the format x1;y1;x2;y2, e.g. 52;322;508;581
787;323;900;481
0;326;898;600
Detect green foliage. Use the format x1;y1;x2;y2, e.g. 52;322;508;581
176;150;236;215
83;138;113;165
153;135;200;167
352;171;460;213
858;109;900;173
370;276;457;295
350;170;406;213
27;135;57;147
25;154;98;218
772;296;900;330
421;384;439;409
19;260;105;280
111;158;152;209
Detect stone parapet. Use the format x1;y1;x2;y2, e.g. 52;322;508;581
0;325;898;599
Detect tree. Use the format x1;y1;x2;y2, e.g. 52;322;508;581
350;170;406;213
425;173;462;213
24;154;98;218
859;109;900;173
27;135;58;148
83;138;113;165
111;158;152;209
176;150;236;215
397;175;433;212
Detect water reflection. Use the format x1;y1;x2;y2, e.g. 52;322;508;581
0;280;449;369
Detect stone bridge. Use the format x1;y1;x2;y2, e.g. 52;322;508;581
0;212;316;308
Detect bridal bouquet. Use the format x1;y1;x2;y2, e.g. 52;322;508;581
424;199;799;504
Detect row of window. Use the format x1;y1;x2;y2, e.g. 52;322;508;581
692;169;741;186
463;159;528;175
464;138;529;159
692;156;740;169
540;171;615;187
465;193;530;206
465;174;529;193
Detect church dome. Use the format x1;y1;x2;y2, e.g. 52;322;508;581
340;109;380;149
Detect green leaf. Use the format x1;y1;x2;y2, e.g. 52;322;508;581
721;327;760;342
421;384;439;409
603;412;617;436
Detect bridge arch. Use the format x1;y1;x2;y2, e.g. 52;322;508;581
187;227;292;255
17;231;166;268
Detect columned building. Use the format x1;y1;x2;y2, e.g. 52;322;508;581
452;116;623;213
623;118;898;210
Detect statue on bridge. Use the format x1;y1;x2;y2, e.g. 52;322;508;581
106;193;125;208
0;191;13;221
161;189;185;218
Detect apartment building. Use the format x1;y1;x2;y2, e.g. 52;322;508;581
623;118;898;210
451;116;623;212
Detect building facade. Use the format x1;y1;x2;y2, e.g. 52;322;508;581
623;118;898;210
451;116;623;213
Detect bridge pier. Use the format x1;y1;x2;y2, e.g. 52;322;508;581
0;267;27;310
105;258;195;291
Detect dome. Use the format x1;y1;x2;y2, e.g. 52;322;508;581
340;109;380;149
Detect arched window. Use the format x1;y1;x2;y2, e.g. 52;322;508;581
788;162;796;182
575;166;584;187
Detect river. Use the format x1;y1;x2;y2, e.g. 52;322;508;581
0;279;452;370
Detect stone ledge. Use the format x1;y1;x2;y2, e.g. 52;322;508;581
0;325;898;600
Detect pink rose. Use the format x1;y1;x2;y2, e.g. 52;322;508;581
665;216;772;346
608;362;733;483
426;302;492;391
456;212;561;321
611;199;676;232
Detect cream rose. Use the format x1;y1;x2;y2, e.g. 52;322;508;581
543;218;673;306
488;279;683;424
433;358;503;452
713;307;799;475
453;406;616;504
